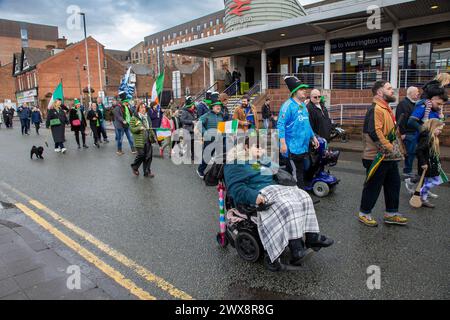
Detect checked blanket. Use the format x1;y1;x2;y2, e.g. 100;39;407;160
258;185;320;263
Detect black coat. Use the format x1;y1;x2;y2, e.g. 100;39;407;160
307;102;332;141
46;108;68;143
395;97;416;135
262;103;272;119
86;110;101;130
69;108;87;131
416;130;440;178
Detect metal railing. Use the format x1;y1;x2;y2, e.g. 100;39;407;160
267;73;324;90
398;69;448;89
247;80;262;96
192;82;218;102
328;104;372;125
223;80;240;97
331;71;390;90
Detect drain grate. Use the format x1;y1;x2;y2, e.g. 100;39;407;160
0;201;16;209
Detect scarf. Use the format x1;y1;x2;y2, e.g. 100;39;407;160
124;106;131;124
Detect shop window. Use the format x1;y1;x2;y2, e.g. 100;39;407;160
408;43;431;69
431;40;450;70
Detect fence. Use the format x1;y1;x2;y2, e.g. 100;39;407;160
398;69;448;89
328;102;450;126
267;73;324;90
331;71;390;90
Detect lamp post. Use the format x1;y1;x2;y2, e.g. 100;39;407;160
79;12;92;105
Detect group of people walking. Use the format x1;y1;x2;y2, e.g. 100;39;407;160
0;104;43;134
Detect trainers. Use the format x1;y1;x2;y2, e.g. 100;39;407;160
427;191;438;199
358;214;378;227
55;148;61;153
61;148;67;154
422;200;435;208
405;178;415;195
383;214;408;226
196;170;205;179
116;151;125;156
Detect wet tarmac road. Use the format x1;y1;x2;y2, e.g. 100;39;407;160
0;128;448;300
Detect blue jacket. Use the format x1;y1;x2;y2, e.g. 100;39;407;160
197;101;210;118
18;106;31;120
224;162;274;205
31;110;42;123
408;99;443;138
277;98;315;156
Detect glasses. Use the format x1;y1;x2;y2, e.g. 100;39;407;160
311;96;321;99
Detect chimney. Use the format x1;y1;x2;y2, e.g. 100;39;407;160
57;37;67;49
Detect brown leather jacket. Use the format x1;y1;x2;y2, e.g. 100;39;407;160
233;105;259;131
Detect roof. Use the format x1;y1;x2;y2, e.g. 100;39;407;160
22;48;52;67
128;63;152;75
166;0;450;58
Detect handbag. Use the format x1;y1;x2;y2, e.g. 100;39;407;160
50;118;61;127
72;119;81;126
274;169;297;186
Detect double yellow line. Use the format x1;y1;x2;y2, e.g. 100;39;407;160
1;182;193;301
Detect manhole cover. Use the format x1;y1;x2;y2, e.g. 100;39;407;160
0;201;15;209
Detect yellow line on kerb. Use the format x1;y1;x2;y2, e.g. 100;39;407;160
14;203;155;301
29;199;193;300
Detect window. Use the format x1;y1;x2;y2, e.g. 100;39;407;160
220;28;223;34
431;40;450;69
194;35;198;40
197;25;201;32
163;36;165;41
213;29;216;35
33;72;37;87
216;18;220;25
207;31;210;37
173;33;177;38
104;58;108;69
20;28;28;40
204;23;207;29
210;21;213;27
201;33;204;38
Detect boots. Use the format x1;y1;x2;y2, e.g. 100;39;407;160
288;239;310;266
305;233;334;252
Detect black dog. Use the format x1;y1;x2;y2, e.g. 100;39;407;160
31;146;44;160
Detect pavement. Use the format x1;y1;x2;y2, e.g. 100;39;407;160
0;126;449;300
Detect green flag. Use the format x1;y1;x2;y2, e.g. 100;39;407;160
151;73;165;103
47;82;64;109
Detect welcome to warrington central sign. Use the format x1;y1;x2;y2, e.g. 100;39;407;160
223;0;306;32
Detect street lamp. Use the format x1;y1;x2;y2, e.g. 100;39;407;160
79;12;92;105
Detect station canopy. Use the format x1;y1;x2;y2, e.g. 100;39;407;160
166;0;450;58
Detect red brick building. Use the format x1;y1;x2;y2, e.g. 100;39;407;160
11;37;124;112
0;63;15;103
0;19;59;67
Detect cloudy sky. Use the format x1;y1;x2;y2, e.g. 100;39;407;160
0;0;322;50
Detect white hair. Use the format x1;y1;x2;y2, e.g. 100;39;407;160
406;86;418;98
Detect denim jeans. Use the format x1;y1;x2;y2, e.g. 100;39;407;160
263;118;270;130
403;134;417;174
115;127;134;151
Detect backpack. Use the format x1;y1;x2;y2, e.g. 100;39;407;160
204;163;225;186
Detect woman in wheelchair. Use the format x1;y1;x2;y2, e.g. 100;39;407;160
223;138;334;268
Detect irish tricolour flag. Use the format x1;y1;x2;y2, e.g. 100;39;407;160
155;128;171;142
151;73;165;105
217;120;238;134
47;82;64;109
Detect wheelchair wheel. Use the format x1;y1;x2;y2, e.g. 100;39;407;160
235;231;262;263
313;181;330;198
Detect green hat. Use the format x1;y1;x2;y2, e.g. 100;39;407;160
210;92;221;106
74;99;80;105
284;76;309;95
122;99;130;103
